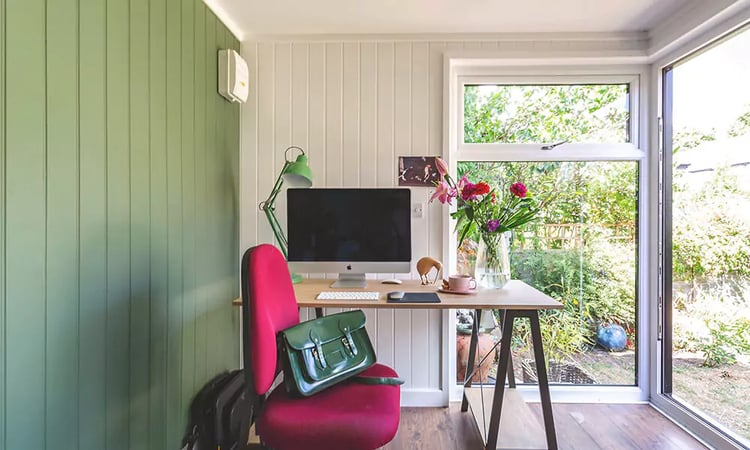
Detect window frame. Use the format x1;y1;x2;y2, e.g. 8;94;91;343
459;74;640;155
655;22;750;450
444;58;650;403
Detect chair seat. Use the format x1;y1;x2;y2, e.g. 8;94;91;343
257;364;401;450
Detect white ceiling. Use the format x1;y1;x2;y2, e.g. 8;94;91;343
209;0;692;37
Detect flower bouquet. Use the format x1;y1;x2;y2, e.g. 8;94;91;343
430;158;542;288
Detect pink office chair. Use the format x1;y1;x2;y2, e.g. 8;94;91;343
241;244;401;450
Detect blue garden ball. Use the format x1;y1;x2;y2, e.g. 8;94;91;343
597;323;627;351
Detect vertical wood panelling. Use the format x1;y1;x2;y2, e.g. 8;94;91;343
228;34;242;366
203;14;219;376
165;0;183;443
4;0;47;447
256;42;275;248
358;42;377;188
217;26;234;375
193;1;208;399
274;43;292;235
207;19;226;378
393;42;412;385
358;42;378;338
410;42;431;390
342;43;360;187
106;0;132;447
79;0;108;447
376;42;395;366
1;0;240;448
307;43;326;284
291;44;308;150
45;0;80;446
129;0;151;446
0;0;6;444
148;0;168;447
248;42;259;248
240;41;258;254
325;43;343;188
180;0;196;416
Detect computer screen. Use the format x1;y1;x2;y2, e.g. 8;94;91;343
287;188;412;287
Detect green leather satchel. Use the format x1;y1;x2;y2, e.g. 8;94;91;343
278;310;399;397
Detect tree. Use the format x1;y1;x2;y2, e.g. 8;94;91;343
463;84;629;144
672;128;716;153
727;106;750;137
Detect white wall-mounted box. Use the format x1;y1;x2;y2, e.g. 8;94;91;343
218;49;249;103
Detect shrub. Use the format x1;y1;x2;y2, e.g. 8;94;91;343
509;238;636;357
673;279;750;366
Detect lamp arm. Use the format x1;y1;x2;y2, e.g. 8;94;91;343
260;160;291;257
261;160;290;208
264;208;289;258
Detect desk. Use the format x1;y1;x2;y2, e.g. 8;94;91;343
234;279;562;449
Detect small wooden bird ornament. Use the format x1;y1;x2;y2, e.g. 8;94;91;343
416;257;443;285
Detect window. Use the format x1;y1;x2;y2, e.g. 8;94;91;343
448;66;646;394
464;84;631;144
661;24;750;446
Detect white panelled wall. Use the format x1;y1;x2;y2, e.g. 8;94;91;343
240;40;453;405
239;36;649;405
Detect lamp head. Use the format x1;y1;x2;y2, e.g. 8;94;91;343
282;149;313;188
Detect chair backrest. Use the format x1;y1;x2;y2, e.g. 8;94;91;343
241;244;300;396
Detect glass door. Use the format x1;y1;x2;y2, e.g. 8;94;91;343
662;25;750;446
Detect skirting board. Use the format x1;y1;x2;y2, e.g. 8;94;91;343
401;388;449;407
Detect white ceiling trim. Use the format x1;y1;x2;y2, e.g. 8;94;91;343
648;0;750;62
204;0;245;41
241;31;648;43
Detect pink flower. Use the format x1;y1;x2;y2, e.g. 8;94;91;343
434;157;449;177
457;175;470;191
461;183;478;201
430;180;457;204
510;182;528;198
487;219;501;232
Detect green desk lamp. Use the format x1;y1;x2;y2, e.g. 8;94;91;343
259;146;313;284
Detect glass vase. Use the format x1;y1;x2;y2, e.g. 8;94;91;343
475;232;511;289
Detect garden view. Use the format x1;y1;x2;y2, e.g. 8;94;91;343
456;76;750;440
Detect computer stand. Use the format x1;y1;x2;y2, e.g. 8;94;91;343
330;273;367;289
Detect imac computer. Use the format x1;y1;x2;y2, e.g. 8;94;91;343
287;188;412;288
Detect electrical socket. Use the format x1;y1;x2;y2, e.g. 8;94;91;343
412;202;424;218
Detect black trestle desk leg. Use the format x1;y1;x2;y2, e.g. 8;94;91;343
315;307;324;318
460;308;482;412
486;310;515;449
530;311;558;450
499;309;516;389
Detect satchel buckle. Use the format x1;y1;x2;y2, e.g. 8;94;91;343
341;326;358;356
310;333;328;369
341;338;354;356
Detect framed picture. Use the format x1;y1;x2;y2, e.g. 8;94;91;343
398;156;440;187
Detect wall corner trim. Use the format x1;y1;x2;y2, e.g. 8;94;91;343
203;0;245;41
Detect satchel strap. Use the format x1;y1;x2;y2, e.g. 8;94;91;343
351;376;405;386
339;322;359;356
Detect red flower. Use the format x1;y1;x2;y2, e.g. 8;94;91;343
510;182;527;198
475;182;490;196
461;183;477;201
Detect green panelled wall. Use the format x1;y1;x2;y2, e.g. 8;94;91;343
0;0;241;448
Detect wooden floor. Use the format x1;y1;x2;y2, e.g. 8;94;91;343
383;403;707;450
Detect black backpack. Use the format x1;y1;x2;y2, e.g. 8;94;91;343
182;369;253;450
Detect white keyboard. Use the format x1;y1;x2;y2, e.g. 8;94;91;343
316;291;380;301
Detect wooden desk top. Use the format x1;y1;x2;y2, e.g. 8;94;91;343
233;279;562;310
